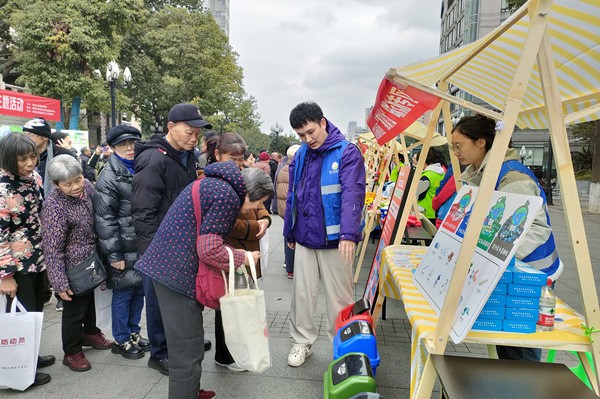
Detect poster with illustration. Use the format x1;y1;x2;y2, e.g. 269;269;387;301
413;185;543;343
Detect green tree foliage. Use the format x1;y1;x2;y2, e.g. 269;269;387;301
507;0;527;11
144;0;204;12
268;123;299;154
9;0;146;126
120;6;260;135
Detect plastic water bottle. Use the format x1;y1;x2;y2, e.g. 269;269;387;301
537;278;555;332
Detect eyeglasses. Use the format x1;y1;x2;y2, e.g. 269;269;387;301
450;142;465;153
115;140;137;150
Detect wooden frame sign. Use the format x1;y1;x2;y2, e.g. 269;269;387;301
363;165;414;310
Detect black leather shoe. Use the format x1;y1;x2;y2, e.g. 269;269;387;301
31;372;51;387
148;357;169;376
130;332;151;352
204;339;212;351
37;355;56;369
112;341;145;360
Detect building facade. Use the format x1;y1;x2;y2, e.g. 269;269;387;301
209;0;230;37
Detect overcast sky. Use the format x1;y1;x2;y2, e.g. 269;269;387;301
229;0;442;135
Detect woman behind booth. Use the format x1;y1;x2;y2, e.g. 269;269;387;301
42;155;114;372
93;125;149;360
451;115;563;362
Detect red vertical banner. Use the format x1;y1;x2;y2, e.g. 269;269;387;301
367;77;441;146
0;89;61;121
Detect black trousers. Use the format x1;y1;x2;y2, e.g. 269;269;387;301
8;272;44;312
61;291;101;355
214;310;234;364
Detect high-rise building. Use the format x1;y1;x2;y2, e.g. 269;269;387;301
208;0;230;37
439;0;512;117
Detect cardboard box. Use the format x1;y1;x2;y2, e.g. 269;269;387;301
492;283;508;296
486;295;507;307
478;306;505;320
502;319;537;333
507;284;542;298
508;260;547;286
473;319;503;332
505;307;538;321
506;295;539;309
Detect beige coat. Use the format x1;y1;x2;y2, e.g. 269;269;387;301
275;164;290;219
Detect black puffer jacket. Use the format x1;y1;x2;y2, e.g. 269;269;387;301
132;137;199;254
92;155;138;266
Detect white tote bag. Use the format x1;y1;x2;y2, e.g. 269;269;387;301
220;248;271;373
94;282;112;330
0;296;43;391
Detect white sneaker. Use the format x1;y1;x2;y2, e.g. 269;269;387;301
287;344;311;367
215;360;246;372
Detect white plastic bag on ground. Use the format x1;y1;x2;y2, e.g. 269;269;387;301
0;296;43;391
220;248;271;373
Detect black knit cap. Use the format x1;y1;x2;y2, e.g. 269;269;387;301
23;117;52;138
106;124;142;147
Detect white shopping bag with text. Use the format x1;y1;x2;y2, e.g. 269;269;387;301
0;296;43;391
94;283;112;330
220;249;271;373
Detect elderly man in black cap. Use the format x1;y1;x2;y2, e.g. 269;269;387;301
131;103;213;378
22;117;74;198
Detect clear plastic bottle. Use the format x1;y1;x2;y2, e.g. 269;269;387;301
537;278;555;332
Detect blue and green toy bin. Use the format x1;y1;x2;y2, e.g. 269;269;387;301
334;320;380;376
324;353;377;399
347;393;383;399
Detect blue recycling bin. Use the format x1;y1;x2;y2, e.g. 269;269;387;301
333;320;380;376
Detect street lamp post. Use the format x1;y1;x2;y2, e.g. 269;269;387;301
519;145;528;163
105;61;132;128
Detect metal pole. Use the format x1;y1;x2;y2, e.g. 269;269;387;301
110;80;117;128
546;138;554;205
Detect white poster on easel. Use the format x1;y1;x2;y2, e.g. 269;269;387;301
413;184;543;343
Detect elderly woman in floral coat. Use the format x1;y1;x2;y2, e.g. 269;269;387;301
0;133;55;388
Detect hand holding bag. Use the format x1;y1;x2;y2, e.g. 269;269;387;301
0;296;43;391
66;249;107;295
220;248;271;373
191;179;227;309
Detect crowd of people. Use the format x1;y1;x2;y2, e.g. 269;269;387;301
0;101;367;399
0;101;559;398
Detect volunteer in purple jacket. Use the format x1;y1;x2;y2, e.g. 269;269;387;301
283;102;366;367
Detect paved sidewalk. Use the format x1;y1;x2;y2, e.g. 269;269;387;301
3;194;598;398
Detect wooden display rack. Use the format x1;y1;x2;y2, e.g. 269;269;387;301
369;0;600;397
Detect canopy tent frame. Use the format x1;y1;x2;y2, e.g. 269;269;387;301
368;0;600;397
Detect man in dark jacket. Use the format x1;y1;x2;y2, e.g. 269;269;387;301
283;102;365;367
132;103;212;376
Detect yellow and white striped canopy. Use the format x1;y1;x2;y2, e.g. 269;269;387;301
394;0;599;129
